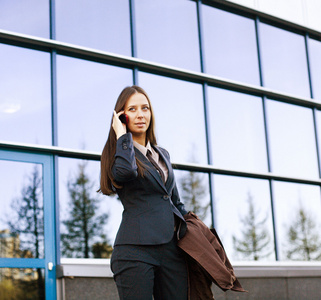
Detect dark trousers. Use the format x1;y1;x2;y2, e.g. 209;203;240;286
111;233;188;300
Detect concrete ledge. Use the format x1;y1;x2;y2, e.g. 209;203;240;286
57;259;321;278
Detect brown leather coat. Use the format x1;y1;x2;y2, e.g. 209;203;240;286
178;212;246;299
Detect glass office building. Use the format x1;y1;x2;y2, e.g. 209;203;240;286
1;0;321;299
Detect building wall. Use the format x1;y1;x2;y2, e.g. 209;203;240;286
1;0;321;298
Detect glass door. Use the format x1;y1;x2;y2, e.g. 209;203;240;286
0;149;56;300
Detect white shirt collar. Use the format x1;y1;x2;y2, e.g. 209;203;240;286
133;140;152;156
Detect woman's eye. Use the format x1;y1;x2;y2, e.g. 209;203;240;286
142;106;149;111
128;107;135;111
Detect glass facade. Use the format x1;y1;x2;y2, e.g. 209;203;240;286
1;3;321;294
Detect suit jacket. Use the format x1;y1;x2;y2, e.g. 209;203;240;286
112;133;188;246
178;212;246;299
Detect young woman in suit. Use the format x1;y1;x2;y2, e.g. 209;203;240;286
99;85;188;300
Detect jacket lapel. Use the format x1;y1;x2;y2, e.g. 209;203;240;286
153;146;174;192
134;147;169;193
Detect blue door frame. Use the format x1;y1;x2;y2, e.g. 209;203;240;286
0;149;57;300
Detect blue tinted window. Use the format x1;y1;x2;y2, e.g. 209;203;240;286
55;0;131;55
0;0;49;38
135;0;200;71
138;72;207;164
308;38;321;100
0;44;52;145
214;175;275;261
266;100;318;179
0;160;44;259
57;55;133;151
207;87;268;172
259;23;310;98
175;170;212;227
202;5;260;85
273;181;321;261
58;158;121;257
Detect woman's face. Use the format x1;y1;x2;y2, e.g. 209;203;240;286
124;92;151;138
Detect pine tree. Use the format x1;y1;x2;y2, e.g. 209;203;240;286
179;171;209;221
285;206;321;261
232;192;272;260
61;161;110;258
6;165;45;298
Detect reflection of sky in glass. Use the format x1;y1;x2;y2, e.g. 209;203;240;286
315;110;321;173
0;160;44;258
213;175;275;261
208;87;268;172
55;0;131;55
138;72;207;164
135;0;200;71
308;38;321;101
272;181;321;261
58;158;123;252
174;170;211;227
0;0;49;38
266;100;319;179
57;55;133;151
0;44;52;145
202;5;260;85
259;23;310;98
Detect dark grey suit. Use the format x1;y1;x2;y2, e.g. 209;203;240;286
110;133;188;300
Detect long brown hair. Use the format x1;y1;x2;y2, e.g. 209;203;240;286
99;85;157;195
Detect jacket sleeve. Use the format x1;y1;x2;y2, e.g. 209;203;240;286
111;133;138;182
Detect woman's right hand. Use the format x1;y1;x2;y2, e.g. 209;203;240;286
112;110;127;139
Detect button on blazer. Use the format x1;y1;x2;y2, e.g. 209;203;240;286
112;133;188;246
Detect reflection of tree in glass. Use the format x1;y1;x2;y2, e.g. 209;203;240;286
0;268;45;300
61;161;111;258
5;166;45;299
233;192;272;261
285;205;321;261
179;171;209;221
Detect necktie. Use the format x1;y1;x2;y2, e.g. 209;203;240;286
146;150;165;183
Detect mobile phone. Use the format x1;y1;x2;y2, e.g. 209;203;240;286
119;113;129;125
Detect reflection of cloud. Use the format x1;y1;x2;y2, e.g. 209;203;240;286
0;102;21;114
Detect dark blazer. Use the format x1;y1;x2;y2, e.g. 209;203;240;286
112;133;188;246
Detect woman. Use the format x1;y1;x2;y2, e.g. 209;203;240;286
99;86;188;300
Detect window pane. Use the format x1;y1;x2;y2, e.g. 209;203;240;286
58;158;122;258
208;87;268;172
55;0;131;55
266;100;319;178
259;23;310;98
0;161;44;259
308;38;321;100
315;110;321;172
0;268;45;299
175;170;212;227
202;5;260;85
213;175;275;261
0;0;49;38
272;181;321;261
0;44;52;145
138;72;208;164
57;55;132;151
135;0;200;71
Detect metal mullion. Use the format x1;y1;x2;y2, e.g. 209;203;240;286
128;0;137;59
269;180;279;261
196;0;205;74
197;1;215;227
